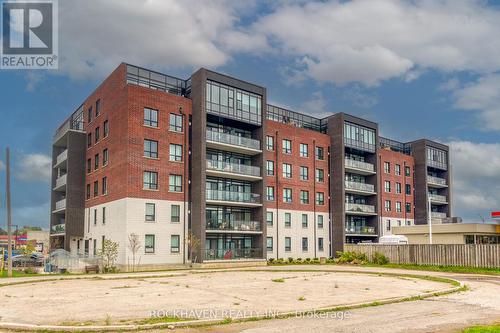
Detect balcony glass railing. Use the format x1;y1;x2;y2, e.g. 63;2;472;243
51;223;66;234
431;212;447;219
204;248;262;260
206;220;261;232
206;160;261;177
56;149;68;165
345;159;375;172
206;189;261;203
206;130;261;150
427;175;447;186
345;181;375;192
345;203;376;213
55;174;67;188
345;226;376;235
428;194;447;202
55;198;66;211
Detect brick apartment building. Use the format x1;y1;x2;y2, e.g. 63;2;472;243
50;63;452;266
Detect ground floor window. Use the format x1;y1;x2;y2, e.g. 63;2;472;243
171;235;180;253
145;234;155;253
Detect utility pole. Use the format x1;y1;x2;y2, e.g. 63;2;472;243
6;148;12;277
428;196;432;245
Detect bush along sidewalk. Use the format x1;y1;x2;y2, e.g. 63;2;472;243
267;251;389;266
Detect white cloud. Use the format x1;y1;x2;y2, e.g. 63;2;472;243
0;160;5;171
25;72;43;91
300;91;331;118
248;0;500;86
342;86;378;108
16;153;52;182
448;141;500;219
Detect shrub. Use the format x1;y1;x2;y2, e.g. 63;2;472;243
372;252;389;265
288;257;294;263
336;251;367;264
268;258;275;264
305;258;311;262
23;267;38;274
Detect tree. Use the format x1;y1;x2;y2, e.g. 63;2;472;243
97;239;119;273
20;242;35;268
127;233;141;272
185;232;201;265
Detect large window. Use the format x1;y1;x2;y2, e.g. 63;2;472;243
396;201;402;212
171;204;180;222
145;203;156;221
427;146;447;169
302;237;308;251
267;237;273;251
93;181;98;197
318;238;324;251
102;177;107;195
284;213;291;227
317;215;324;229
266;160;274;176
95;99;101;117
299;166;309;181
282;139;292;154
405;166;411;176
144;108;158;127
344;122;376;152
94;154;99;170
300;190;309;204
316;192;325;205
385;200;391;212
103;148;108;166
283;163;292;178
266;136;274;151
315;146;324;160
299;143;308;157
384;162;390;174
316;168;324;182
405;203;411;213
143;171;158;190
405;184;411;195
395;164;401;175
396;182;402;194
95;127;100;143
266;186;275;201
171;235;180;253
285;237;291;252
283;188;292;203
267;212;273;226
145;235;155;253
144;139;158;158
302;214;308;228
169;144;182;161
103;120;109;137
384;181;391;193
169;175;183;192
169;113;183;132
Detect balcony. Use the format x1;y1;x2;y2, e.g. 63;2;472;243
345;158;376;175
53;174;67;191
431;212;447;220
206;160;261;181
345;225;377;236
427;175;447;188
206;189;262;207
206;130;262;155
206;220;262;233
345;181;376;195
428;193;448;204
427;159;448;171
50;223;66;235
345;203;377;216
54;149;68;168
204;248;263;261
53;198;66;213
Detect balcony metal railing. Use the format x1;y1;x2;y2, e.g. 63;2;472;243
428;193;447;202
51;223;66;234
55;174;67;188
345;159;375;172
204;248;263;260
344;137;376;153
345;226;376;235
206;189;261;204
427;159;448;170
345;181;375;193
56;149;68;165
206;220;261;232
427;175;447;186
206;160;261;177
431;212;447;219
55;198;66;211
206;130;261;150
345;203;376;213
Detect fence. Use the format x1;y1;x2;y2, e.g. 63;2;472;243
344;244;500;268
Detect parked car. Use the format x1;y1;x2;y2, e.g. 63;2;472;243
12;253;44;267
2;249;21;261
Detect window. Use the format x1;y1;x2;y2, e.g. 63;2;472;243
299;166;309;180
95;99;101;117
385;200;391;212
396;201;402;213
282;139;292;154
87;158;91;173
395;164;401;175
266;136;274;151
386;220;391;231
145;235;155;253
299;143;308;157
302;237;308;251
283;163;292;178
396;182;402;194
144;108;158;127
144;139;158;158
169;113;183;132
405;203;412;213
94;154;99;170
315;146;324;160
102;177;107;195
384;162;390;174
266;160;274;176
93;209;97;225
171;235;180;253
300;190;309;204
103;149;108;166
317;215;324;229
405;184;411;195
87;106;93;123
284;213;291;227
169;144;182;162
266;212;273;226
103;120;109;137
102;207;106;224
283;188;292;203
95;127;100;143
316;169;324;182
267;237;273;251
405;166;411;177
318;238;324;251
93;181;98;197
266;186;275;201
384;181;391;193
93;239;97;255
169;174;182;192
171;205;180;222
86;184;90;199
285;237;291;251
145;203;156;221
143;171;158;190
87;133;92;148
302;214;308;228
316;192;325;205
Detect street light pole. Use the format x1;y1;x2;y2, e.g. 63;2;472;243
428;196;432;245
6;148;12;277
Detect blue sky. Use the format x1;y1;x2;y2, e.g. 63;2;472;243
1;0;500;229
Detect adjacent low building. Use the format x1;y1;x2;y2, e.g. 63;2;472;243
392;223;500;244
50;63;453;267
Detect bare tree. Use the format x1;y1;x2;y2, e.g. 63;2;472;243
127;233;141;272
97;239;119;273
186;232;201;265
